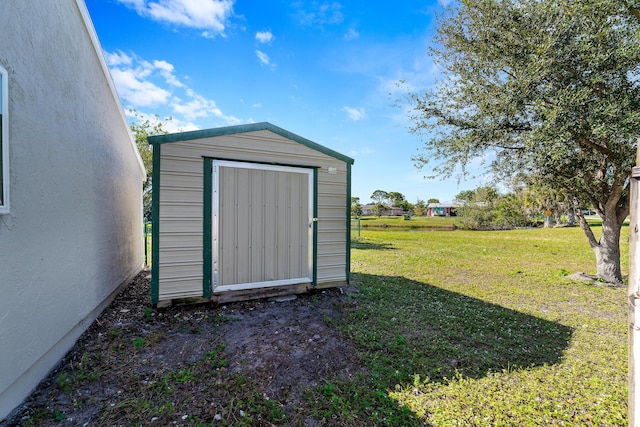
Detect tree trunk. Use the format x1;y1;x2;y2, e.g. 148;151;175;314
575;199;627;284
593;216;623;283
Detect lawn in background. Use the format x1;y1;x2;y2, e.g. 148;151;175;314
309;225;627;425
358;215;460;228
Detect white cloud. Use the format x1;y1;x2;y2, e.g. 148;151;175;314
116;0;235;37
344;28;359;41
255;50;276;70
107;50;241;126
109;67;171;107
343;106;366;121
152;60;185;88
172;90;241;124
255;50;270;65
165;119;200;132
293;1;344;27
124;109;199;132
255;31;274;44
105;51;134;67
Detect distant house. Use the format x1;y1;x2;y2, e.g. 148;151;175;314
360;204;405;216
361;204;376;216
0;1;146;420
362;204;404;216
389;206;406;216
426;202;460;217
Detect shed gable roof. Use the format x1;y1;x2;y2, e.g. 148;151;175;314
147;122;354;165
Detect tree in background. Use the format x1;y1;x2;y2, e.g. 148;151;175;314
351;196;362;218
129;111;171;220
371;190;390;205
388;192;414;212
371;202;389;217
388;192;406;205
457;186;499;229
395;200;414;213
519;178;574;227
408;0;640;283
414;198;427;216
454;190;474;203
457;186;534;229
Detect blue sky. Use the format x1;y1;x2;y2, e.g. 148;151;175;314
85;0;485;204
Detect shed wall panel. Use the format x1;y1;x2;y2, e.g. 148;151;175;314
156;130;348;300
217;165;310;287
157;147;205;300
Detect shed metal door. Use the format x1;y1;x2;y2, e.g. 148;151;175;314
212;160;314;291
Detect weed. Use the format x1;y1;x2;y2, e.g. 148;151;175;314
131;337;145;348
204;342;229;369
323;314;334;325
106;328;121;340
56;372;74;392
144;331;164;347
171;368;195;383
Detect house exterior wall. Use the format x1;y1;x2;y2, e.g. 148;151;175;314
426;204;458;217
153;127;351;303
0;1;145;419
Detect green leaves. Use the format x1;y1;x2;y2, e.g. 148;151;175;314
411;0;640;185
409;0;640;281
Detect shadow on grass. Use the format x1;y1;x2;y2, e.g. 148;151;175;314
351;240;396;250
308;273;574;425
345;273;573;382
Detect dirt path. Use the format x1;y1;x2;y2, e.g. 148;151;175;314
4;270;366;426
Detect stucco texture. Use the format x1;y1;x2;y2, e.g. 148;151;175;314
0;0;144;419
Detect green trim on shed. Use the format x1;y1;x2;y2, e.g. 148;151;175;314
150;141;161;305
147;122;355;166
202;158;318;293
346;162;352;283
202;158;213;298
312;167;319;286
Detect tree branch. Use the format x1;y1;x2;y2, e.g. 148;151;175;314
578;136;613;158
575;202;600;248
621;0;640;21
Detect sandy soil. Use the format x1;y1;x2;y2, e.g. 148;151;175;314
3;270;366;426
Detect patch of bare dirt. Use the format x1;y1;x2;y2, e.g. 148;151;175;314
566;272;624;287
3;270;366;426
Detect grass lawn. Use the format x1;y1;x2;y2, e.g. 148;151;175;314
14;223;626;426
357;215;460;229
315;224;627;425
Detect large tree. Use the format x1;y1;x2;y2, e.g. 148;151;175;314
409;0;640;283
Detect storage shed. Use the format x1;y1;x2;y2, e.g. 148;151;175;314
148;122;354;306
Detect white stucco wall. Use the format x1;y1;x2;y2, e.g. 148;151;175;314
0;1;145;419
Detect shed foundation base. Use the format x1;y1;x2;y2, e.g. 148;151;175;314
155;280;349;307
